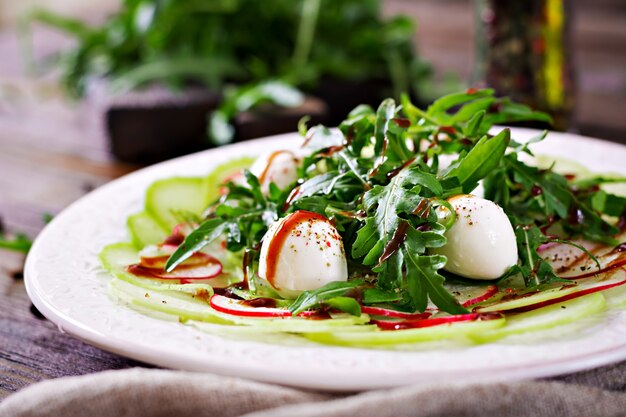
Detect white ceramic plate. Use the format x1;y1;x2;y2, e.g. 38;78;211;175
25;128;626;392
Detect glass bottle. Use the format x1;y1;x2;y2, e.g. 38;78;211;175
474;0;575;130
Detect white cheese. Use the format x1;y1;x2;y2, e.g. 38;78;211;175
249;150;300;193
258;211;348;298
432;195;518;280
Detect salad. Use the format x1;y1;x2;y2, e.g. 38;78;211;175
100;89;626;347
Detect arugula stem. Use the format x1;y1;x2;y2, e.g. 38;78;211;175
404;102;439;126
338;151;371;190
388;136;412;162
521;228;540;287
547;238;602;272
503;157;617;242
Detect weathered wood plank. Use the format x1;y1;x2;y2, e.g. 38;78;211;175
0;257;147;400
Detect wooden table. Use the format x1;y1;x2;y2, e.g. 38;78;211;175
0;79;146;399
1;0;625;402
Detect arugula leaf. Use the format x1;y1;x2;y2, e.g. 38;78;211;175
427;89;494;122
292;172;341;200
591;190;626;217
351;217;380;260
165;218;231;271
402;225;466;313
484;99;553;126
571;176;626;190
323;296;362;316
484;147;625;287
403;252;466;314
351;164;464;313
462;110;486;138
371;98;412;163
361;288;403;304
451;98;495;125
500;155;619;243
374;98;396;155
302;125;344;151
442;129;511;195
511;224;563;287
354;167;424;264
289;280;363;315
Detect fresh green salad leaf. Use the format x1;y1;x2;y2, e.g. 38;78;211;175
23;0;431;104
289;280;363;315
442;129;510;195
165;89;626;317
510;224;562;287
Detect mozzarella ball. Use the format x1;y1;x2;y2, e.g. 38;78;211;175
258;211;348;298
432;195;518;280
249;150;300;193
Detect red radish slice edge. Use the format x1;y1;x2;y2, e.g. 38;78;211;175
140;252;214;270
537;241;559;252
159;243;181;252
462;285;499;307
372;312;502;331
560;258;626;280
500;275;626;313
361;306;432;320
209;295;325;318
127;253;223;281
210;294;292;317
474;272;626;314
152;261;223;280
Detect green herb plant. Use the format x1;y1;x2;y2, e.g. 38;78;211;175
21;0;441;144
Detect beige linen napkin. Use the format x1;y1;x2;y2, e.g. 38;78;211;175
2;362;626;417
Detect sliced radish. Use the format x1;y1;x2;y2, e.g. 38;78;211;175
127;254;222;281
471;292;607;343
210;294;291;317
476;270;626;314
156;223;196;247
150;261;222;280
162;232;185;246
171;223;195;237
298;309;333;319
540;231;625;279
208;294;326;318
557;244;626;279
361;306;432;320
139;254;172;269
504;275;626;313
462;285;499;307
159;243;181;252
372;313;502;331
564;257;626;280
539;240;601;273
537;241;559;252
140;252;214;270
